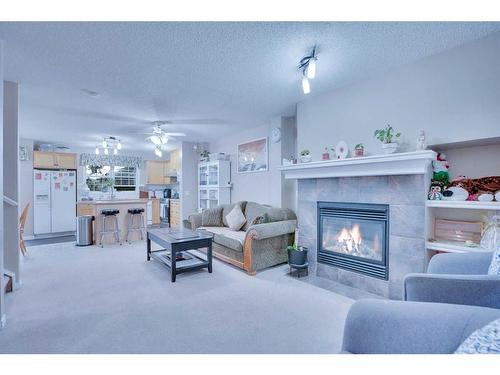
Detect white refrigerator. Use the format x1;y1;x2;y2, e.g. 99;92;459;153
34;170;77;234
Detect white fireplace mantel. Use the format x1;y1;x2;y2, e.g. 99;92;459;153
279;150;436;179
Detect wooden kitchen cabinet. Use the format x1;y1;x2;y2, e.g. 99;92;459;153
169;149;180;173
33;151;77;169
151;198;160;224
145;160;173;184
169;199;181;228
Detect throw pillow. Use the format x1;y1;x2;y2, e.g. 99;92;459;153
201;207;223;227
455;318;500;354
488;249;500;275
251;213;269;226
225;205;246;231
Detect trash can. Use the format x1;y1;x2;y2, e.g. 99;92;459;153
76;215;94;246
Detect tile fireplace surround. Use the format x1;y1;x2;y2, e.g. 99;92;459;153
280;151;436;299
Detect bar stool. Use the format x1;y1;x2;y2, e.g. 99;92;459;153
99;209;121;247
126;208;146;244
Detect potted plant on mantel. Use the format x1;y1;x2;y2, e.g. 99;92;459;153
374;124;401;154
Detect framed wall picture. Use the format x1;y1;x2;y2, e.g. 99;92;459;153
237;137;268;173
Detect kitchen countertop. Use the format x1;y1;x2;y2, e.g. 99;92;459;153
78;199;148;205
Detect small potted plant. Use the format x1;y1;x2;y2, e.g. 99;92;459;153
299;149;312;163
354;143;364;157
374;124;401;154
287;244;308;267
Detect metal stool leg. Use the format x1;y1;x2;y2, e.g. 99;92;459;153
139;213;145;240
113;214;121;245
99;215;106;247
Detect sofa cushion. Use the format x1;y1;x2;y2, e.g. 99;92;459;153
226;205;247;231
455;317;500;354
201;207;223;227
221;201;247;227
199;226;246;252
242;202;269;231
488;249;500;275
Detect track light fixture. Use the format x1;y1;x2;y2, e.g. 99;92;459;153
95;136;122;155
299;46;318;94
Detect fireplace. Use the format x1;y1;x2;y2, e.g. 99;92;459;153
317;201;389;280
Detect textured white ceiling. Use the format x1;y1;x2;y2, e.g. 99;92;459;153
1;22;499;152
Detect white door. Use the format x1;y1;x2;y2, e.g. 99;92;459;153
51;171;76;232
33;170;52;234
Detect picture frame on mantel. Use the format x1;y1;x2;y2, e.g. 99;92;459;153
237;137;268;173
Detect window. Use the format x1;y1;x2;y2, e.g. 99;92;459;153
85;165;137;193
113;166;136;191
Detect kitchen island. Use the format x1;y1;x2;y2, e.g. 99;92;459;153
77;199;148;244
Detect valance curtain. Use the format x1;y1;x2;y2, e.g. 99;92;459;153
79;153;143;169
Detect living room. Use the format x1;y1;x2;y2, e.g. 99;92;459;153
1;1;500;373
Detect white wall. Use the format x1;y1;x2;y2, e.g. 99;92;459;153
209;117;296;208
297;32;500;161
0;40;5;326
441;144;500;180
179;141;199;220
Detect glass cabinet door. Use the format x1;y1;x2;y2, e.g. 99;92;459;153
208;164;218;186
208;189;218;207
199;165;208;186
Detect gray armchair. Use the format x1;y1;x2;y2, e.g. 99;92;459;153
404;252;500;309
341;299;500;354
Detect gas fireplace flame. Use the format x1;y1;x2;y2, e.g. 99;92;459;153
336;224;362;252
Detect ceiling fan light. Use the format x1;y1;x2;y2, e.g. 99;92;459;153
160;135;168;144
302;76;311;94
150;135;162;145
306;58;316;79
102;139;107;148
104;148;109;155
113;148;118;155
95;147;100;155
117;141;122;150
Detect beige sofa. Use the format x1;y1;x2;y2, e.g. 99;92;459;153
187;201;297;275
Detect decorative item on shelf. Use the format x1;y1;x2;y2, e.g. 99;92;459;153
480;215;500;251
335;141;349;159
290;155;297;165
432;153;450;185
416;130;427;150
321;147;334;161
299;149;312;163
434;219;483;245
449;176;500;201
374;124;401;154
354;143;364;157
428;181;444;200
199;150;210;162
442;186;469;201
282;158;292;166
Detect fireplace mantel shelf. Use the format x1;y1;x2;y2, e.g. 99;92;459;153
279;150;436;179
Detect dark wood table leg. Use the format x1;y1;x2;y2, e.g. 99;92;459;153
171;248;177;282
207;242;213;273
147;236;151;261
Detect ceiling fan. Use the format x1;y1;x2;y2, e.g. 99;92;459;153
137;121;187;145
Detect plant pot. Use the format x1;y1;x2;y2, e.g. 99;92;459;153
287;247;308;266
354;148;364;157
300;155;312;163
381;142;398;154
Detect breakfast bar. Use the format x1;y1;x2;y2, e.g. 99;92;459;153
77;199;148;244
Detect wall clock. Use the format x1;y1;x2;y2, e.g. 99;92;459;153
270;127;281;143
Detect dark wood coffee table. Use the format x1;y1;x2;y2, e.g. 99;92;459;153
147;228;213;282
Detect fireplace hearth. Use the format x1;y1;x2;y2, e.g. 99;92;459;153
317;201;389;280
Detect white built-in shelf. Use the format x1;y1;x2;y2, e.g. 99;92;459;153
426;240;491;254
426;200;500;210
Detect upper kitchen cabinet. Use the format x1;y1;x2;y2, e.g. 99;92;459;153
145;160;172;184
169;149;180;174
33;151;77;169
